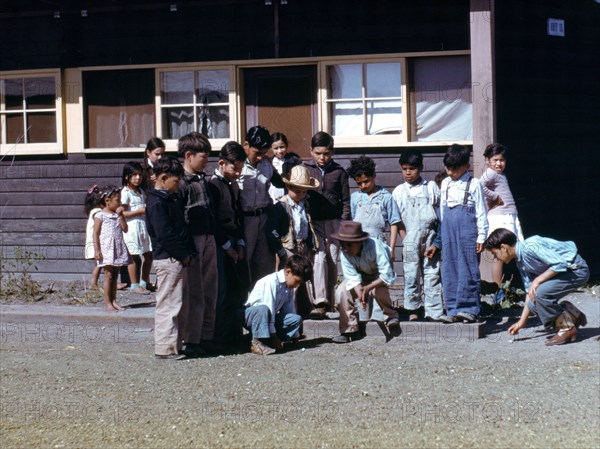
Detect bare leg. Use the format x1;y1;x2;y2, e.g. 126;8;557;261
103;266;118;311
127;255;141;285
492;259;504;286
111;268;124;311
88;266;101;290
141;251;153;285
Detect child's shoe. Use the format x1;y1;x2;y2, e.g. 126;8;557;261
456;312;478;323
332;331;363;344
155;353;186;360
545;327;577;346
250;339;276;355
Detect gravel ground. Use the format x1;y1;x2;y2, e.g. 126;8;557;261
1;283;599;449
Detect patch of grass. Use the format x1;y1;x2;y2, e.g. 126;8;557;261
0;247;45;302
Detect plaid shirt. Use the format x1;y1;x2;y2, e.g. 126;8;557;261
178;170;216;235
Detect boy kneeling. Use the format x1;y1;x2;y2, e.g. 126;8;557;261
243;255;313;355
484;228;589;346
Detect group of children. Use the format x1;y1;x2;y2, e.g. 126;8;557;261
84;131;590;358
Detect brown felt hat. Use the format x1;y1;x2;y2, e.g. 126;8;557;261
331;220;370;242
282;165;320;189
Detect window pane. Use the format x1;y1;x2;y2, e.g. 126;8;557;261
330;101;363;136
5;113;24;143
27;112;57;143
196;70;229;104
83;69;155;148
161;71;193;104
3;79;23;110
329;64;362;99
25;77;56;109
367;100;402;135
162;107;194;140
366;63;401;98
197;106;229;139
414;56;472;141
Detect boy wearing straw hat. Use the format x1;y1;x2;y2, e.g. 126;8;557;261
332;221;401;343
267;165;322;319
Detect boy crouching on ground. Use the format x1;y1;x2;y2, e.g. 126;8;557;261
243;255;313;355
484;228;589;346
332;221;400;343
145;156;195;360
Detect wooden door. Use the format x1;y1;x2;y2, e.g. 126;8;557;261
243;65;317;158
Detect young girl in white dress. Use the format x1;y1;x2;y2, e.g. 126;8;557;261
94;186;131;311
84;185;103;290
121;162;153;294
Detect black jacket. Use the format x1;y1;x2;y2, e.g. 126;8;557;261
304;159;351;221
146;188;195;261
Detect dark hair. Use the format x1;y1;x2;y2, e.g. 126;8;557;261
270;132;288;147
483;228;518;250
245;125;271;150
311;131;334;151
98;185;122;206
84;185;102;216
348;155;376;179
434;169;447;188
122;161;144;186
145;137;165;153
219;141;246;164
177;132;212;157
483;143;508;159
399;151;423;169
285;254;313;283
443;144;470;169
153;155;184;178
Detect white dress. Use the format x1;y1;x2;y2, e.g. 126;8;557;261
121;187;152;255
85;208;101;259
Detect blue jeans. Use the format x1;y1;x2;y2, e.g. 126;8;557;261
244;305;302;340
526;255;590;328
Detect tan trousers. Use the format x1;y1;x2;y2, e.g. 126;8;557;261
154;258;184;356
312;219;341;309
181;234;218;344
337;279;399;334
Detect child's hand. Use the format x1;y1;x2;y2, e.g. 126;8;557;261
94;250;102;260
272;335;284;352
390;249;395;263
237;246;245;261
182;255;192;267
508;322;522;335
225;247;239;263
116;206;125;216
476;243;483;254
424;246;438;259
489;196;504;209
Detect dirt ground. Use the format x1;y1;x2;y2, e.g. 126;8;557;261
1;279;599;449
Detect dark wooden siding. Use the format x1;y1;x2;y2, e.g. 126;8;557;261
493;0;600;272
0;150;446;281
1;0;469;71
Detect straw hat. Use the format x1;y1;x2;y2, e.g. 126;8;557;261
282;165;320;189
331;221;370;242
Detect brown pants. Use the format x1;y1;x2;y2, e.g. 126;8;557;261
181;234;218;344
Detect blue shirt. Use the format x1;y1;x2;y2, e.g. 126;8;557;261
350;187;401;229
515;236;580;290
340;237;396;290
245;270;297;334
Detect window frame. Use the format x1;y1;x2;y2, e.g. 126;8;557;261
156;65;238;151
0;69;63;156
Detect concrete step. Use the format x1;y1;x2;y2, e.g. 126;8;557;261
1;303;484;343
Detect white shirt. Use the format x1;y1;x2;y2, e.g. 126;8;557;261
245;270;297;334
440;172;488;243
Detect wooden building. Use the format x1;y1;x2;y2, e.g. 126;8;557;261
1;0;599;281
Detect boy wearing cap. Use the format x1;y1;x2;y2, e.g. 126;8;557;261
267;165;321;318
238;125;285;285
332;221;401;343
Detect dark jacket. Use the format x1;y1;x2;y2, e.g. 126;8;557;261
146;188;195;261
267;197;318;254
207;172;245;248
304;159;351;221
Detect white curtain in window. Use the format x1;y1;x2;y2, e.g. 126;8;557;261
415;56;472;141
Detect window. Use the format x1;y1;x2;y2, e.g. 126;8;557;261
83;69;155;149
159;69;231;140
0;72;62;154
413;56;472;142
326;62;403;137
